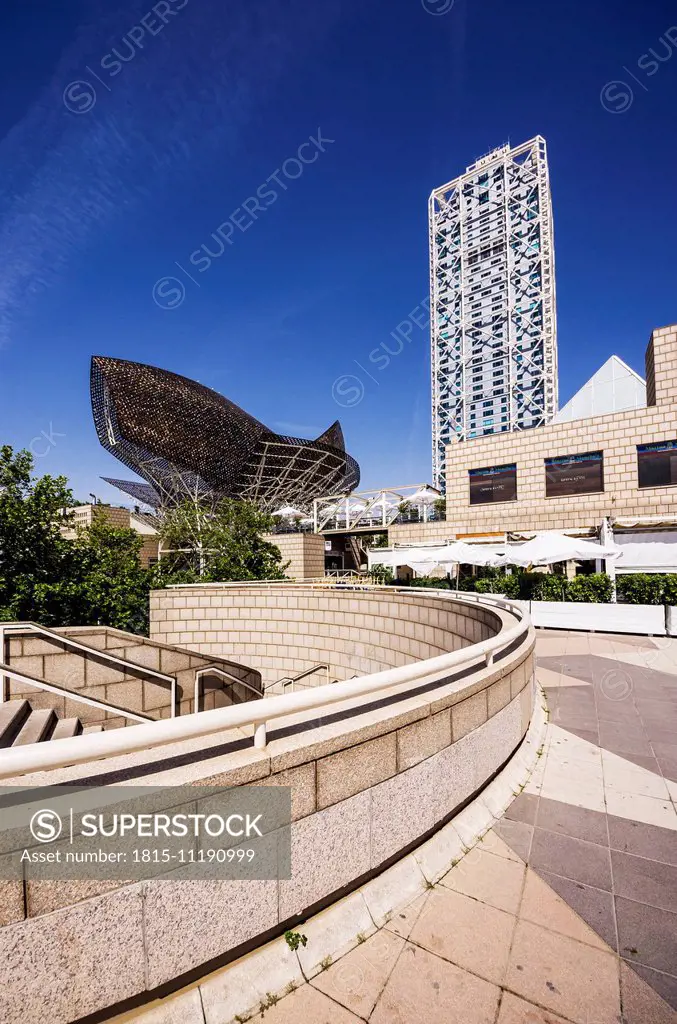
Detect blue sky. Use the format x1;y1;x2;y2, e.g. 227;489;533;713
0;0;676;501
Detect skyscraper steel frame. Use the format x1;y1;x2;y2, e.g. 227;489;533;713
429;136;558;491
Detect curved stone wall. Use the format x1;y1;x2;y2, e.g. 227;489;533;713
0;587;535;1024
149;584;500;686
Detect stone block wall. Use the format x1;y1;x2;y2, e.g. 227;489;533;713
149;585;501;688
3;625;261;727
387;520;454;547
444;323;677;534
263;532;326;579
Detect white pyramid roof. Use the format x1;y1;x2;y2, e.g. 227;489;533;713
553;356;646;423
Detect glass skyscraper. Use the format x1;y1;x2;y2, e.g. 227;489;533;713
429;136;558;491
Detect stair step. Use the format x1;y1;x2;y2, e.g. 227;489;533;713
82;724;103;734
0;700;31;747
51;717;83;740
13;708;57;746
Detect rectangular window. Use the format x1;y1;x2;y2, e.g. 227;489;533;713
545;451;604;498
637;440;677;488
469;464;517;505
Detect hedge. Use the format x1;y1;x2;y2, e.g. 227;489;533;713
379;567;677;605
616;573;677;606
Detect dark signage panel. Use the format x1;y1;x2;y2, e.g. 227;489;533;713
469;464;517;505
545;451;604;498
638;440;677;488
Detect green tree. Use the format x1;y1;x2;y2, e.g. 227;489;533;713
0;448;289;634
0;446;74;621
62;519;152;632
158;497;289;582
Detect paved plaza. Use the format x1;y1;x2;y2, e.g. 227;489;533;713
243;629;677;1024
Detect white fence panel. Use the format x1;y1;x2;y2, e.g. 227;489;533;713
530;601;665;635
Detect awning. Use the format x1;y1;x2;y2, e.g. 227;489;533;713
368;541;504;571
502;532;620;567
613;534;677;572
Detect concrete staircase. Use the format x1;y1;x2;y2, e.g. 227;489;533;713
0;699;103;747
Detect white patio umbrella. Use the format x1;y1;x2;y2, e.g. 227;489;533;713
410;485;441;504
272;505;305;518
432;541;506;567
502;532;620;568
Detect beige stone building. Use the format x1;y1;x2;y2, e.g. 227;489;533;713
61;504;160;567
442;323;677;537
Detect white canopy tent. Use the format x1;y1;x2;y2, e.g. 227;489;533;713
368;541;504;573
272;505;305;518
409;486;441;505
368;532;622;576
501;532;620;567
612;533;677;573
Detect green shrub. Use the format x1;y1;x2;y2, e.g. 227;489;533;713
617;573;668;605
662;574;677;605
408;576;451;589
514;571;548;600
370;563;393;585
529;573;567;602
474;577;503;594
502;573;522;599
566;573;613;603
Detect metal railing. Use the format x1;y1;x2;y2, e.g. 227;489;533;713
194;665;263;712
266;663;330;694
0;663;153;724
0;587;531;780
0;621;178;716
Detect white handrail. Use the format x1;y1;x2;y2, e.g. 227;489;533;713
0;589;531;780
0;622;176;683
0;621;177;715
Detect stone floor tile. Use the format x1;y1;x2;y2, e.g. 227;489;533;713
383;891;429;940
249;983;362;1023
311;928;404;1018
505;793;540;825
608;815;677;866
598;731;654;759
604;766;671;800
481;828;524;862
562;727;600;747
530;829;612;890
656;756;677;785
616;896;677;976
535;796;609;846
620;961;677;1020
519;868;608;951
643;724;677;745
604;791;677;831
654;742;677;765
612;850;677;913
440;847;525;914
505;919;620;1024
623;961;677;1014
536;869;617;951
409;886;515;985
523;759;547;797
370;943;500;1024
620;751;672;775
547;729;602;766
496;990;571;1024
544;757;603;785
538;775;606;814
493;818;534;862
